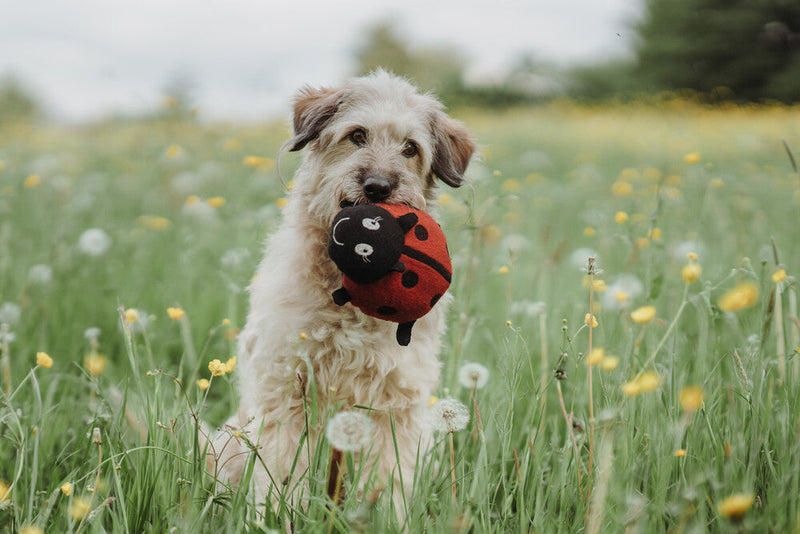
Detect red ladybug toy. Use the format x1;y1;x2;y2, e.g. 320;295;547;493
328;202;452;346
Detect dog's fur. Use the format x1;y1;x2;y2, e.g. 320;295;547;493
206;71;474;509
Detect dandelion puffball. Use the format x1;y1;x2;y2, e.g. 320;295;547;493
78;228;112;256
458;362;490;389
429;398;470;434
326;411;373;452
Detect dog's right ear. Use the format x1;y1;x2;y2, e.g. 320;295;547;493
287;86;344;152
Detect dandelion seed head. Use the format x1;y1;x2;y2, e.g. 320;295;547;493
27;264;53;284
77;228;112;256
429;398;470;434
84;327;101;340
326;411;373;452
0;302;21;325
458;363;490;389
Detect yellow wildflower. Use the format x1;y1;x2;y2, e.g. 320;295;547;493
222;318;231;326
0;480;8;501
0;160;5;171
300;332;307;340
684;152;701;164
586;347;605;366
615;290;630;303
593;279;606;292
69;496;92;520
643;167;662;181
242;156;275;170
498;265;510;275
136;215;171;231
682;263;702;283
438;193;453;206
429;395;439;407
165;144;182;159
636;237;650;249
665;174;684;187
619;168;639;181
84;353;107;376
222;138;242;151
772;269;787;283
276;198;288;208
673;449;687;457
649;228;662;240
224;356;237;373
614;211;629;223
686;252;698;261
584;227;596;236
718;493;754;521
36;351;53;368
207;196;226;208
718;282;760;312
621;381;640;397
600;356;619;371
20;526;43;534
612;181;633;196
630;305;656;324
23;174;41;188
208;359;227;377
710;178;724;188
185;195;201;205
585;313;598;328
679;385;705;412
61;482;73;496
480;224;502;246
196;378;210;390
167;307;185;320
502;179;521;192
637;371;661;393
493;170;502;177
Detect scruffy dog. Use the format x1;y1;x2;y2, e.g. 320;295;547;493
206;70;474;512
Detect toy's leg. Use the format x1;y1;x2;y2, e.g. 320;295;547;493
396;320;415;346
332;287;351;306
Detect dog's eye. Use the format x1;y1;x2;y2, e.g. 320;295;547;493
349;129;368;147
402;141;418;158
362;217;381;231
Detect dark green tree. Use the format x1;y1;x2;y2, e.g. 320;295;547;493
0;74;39;123
634;0;800;101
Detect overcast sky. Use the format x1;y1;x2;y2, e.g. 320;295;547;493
0;0;641;122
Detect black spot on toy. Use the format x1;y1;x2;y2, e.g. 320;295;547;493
328;202;452;346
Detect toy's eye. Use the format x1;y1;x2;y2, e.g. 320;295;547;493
362;217;381;231
354;243;374;259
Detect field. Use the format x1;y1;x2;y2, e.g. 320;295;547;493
1;99;800;532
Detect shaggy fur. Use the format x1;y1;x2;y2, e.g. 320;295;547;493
206;71;474;511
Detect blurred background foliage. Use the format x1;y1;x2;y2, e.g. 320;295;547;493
1;1;799;123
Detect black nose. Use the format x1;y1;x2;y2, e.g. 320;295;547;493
363;176;392;202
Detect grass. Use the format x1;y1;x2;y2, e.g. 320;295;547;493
1;98;800;532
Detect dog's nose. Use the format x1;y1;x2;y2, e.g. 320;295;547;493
363;176;392;202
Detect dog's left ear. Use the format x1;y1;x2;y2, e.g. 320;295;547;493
288;86;344;152
430;113;475;188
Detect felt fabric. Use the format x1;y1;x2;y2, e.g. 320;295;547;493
328;203;452;341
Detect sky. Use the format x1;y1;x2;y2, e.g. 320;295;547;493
0;0;641;122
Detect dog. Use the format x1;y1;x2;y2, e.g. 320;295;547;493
205;70;474;513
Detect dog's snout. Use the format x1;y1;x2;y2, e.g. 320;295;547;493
363;176;392;202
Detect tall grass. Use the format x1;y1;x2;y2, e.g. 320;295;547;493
1;100;800;532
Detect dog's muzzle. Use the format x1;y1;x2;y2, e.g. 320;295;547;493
363;176;392;202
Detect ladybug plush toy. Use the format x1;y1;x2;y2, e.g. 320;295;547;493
328;202;452;346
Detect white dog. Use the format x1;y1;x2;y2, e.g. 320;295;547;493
206;70;474;513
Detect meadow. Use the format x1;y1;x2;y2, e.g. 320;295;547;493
1;98;800;532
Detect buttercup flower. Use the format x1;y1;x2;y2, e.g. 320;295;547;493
630;306;656;324
674;449;687;457
772;269;787;283
585;313;598;328
61;482;73;496
326;411;373;452
167;307;185;320
600;355;619;371
684;152;701;164
682;263;702;283
679;385;704;412
125;309;139;323
69;496;92;520
718;493;754;521
0;480;8;501
458;363;490;389
84;353;107;376
208;359;227;376
429;398;470;434
614;211;629;223
197;378;210;390
36;352;53;368
718;282;759;312
586;348;605;366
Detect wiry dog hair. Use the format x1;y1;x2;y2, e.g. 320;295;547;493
205;70;475;512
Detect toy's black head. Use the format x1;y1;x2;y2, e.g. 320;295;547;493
328;204;404;284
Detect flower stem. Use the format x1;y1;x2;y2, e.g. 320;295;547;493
645;282;690;369
449;432;457;503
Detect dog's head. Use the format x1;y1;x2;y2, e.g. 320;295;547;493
286;70;475;226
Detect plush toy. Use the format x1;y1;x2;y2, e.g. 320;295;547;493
328;202;452;346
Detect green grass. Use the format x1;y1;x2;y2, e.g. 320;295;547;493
1;100;800;532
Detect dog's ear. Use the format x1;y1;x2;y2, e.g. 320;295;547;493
430;113;475;188
288;86;344;152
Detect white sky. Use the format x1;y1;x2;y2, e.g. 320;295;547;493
0;0;641;122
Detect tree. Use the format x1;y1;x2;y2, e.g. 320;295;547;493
0;74;39;123
634;0;800;101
